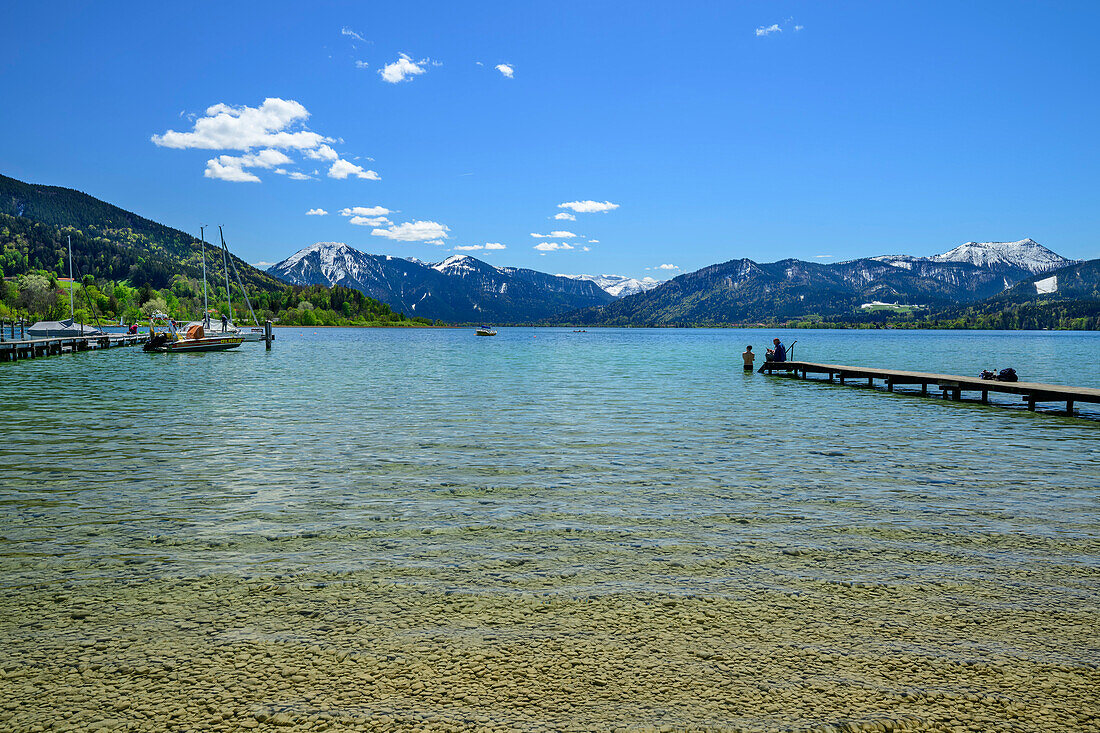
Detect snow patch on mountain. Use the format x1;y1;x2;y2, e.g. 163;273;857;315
1034;275;1058;294
271;241;373;285
567;274;663;297
930;239;1072;273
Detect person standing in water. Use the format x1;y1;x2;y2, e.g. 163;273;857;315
742;345;755;371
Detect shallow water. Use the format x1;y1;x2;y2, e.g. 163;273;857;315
0;328;1097;731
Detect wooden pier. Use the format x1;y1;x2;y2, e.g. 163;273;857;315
0;333;149;362
760;361;1100;416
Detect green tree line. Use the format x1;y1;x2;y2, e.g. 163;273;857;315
0;270;442;328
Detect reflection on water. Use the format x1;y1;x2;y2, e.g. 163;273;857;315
0;328;1097;730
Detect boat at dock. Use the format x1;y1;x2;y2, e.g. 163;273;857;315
143;321;242;353
179;226;268;343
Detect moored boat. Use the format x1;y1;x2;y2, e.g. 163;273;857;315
143;320;242;353
476;326;497;336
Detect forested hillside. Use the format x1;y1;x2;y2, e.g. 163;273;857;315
0;173;435;327
0;174;282;290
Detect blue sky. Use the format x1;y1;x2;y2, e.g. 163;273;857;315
2;1;1097;279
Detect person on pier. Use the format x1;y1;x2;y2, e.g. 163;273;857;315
766;338;787;362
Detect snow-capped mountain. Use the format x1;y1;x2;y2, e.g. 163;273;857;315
566;239;1080;326
928;239;1074;273
567;274;664;297
268;244;612;322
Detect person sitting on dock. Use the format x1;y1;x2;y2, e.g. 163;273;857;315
742;345;755;371
766;338;787;362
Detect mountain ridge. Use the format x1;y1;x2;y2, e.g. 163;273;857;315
268;244;613;323
561;240;1079;326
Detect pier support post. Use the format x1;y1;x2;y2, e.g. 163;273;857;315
1067;400;1074;415
1026;395;1036;411
980;390;988;403
886;379;894;392
921;383;928;395
868;377;874;387
265;320;273;350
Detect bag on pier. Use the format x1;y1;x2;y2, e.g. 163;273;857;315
997;368;1018;382
979;370;996;380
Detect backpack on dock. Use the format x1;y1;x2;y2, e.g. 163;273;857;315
979;370;996;380
997;368;1018;382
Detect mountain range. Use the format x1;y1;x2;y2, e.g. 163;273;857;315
3;171;1092;328
268;242;614;323
565;240;1082;326
269;238;1085;325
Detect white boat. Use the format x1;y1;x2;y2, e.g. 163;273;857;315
27;318;104;339
181;226;266;343
476;326;497;336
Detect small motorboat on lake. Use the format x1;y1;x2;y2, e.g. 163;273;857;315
143;319;242;353
476;326;497;336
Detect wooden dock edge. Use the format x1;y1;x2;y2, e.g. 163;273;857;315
0;333;149;363
760;361;1100;417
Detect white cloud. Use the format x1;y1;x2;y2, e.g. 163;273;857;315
305;144;340;161
475;61;484;66
794;25;804;31
355;61;369;69
657;264;679;270
558;200;619;213
426;239;446;246
349;215;391;226
581;246;591;252
454;242;507;252
533;242;575;252
204;156;261;182
755;24;781;37
588;239;599;243
553;212;576;221
814;254;833;259
329;158;380;180
152;98;327;151
340;206;392;217
305;208;328;216
153;98;375;183
372;220;450;241
380;53;427;83
342;27;366;42
253;261;275;269
242;149;292;168
531;231;578;239
495;63;514;78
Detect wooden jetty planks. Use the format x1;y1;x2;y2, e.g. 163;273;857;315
760;361;1100;415
0;333;149;362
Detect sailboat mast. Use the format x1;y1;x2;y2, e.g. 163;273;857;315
219;226;233;323
200;226;210;326
67;235;74;318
